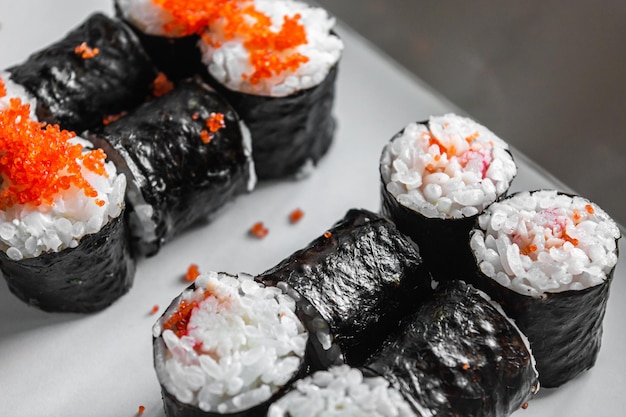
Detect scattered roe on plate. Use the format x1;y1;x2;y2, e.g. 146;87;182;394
150;305;160;314
250;221;269;238
186;264;200;281
0;98;107;209
137;405;146;415
155;0;309;83
289;208;304;224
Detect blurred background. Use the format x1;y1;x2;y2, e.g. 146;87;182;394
318;0;626;226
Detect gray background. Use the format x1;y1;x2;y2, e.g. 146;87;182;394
318;0;626;226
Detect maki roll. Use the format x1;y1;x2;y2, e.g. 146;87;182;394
365;280;539;417
469;189;621;387
380;114;517;282
114;0;206;80
153;271;342;417
89;79;255;256
6;13;157;133
259;208;433;366
198;0;344;179
268;365;417;417
0;95;134;313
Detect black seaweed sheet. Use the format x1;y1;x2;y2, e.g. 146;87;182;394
7;13;157;133
0;211;135;313
89;79;252;256
258;208;433;366
153;276;342;417
365;280;539;417
467;190;619;388
204;64;338;180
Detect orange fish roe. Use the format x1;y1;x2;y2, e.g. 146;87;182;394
199;130;212;144
323;231;332;239
102;111;127;126
250;221;269;238
150;305;160;314
163;298;199;337
156;0;309;83
74;42;100;59
0;99;106;209
186;264;200;281
0;76;6;98
585;204;595;215
152;72;174;97
137;405;146;415
206;112;225;133
519;244;537;256
289;208;304;224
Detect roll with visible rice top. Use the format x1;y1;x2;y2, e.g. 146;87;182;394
469;189;620;387
380;113;517;281
153;271;341;416
0;94;134;312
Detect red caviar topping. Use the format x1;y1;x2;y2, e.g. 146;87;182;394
0;99;107;209
289;208;304;224
572;209;581;222
206;112;225;133
465;132;480;143
137;405;146;415
163;299;199;337
199;130;212;144
0;76;6;98
461;363;470;370
562;229;579;247
102;111;127;125
585;204;595;215
150;305;160;314
152;72;174;97
74;42;99;59
186;264;200;282
520;244;537;256
250;221;269;238
521;402;529;410
323;231;332;239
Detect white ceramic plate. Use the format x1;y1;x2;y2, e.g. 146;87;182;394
0;2;624;416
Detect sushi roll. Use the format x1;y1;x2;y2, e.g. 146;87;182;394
259;208;433;366
469;189;621;387
88;78;255;256
153;271;342;417
268;365;417;417
198;0;344;179
365;280;539;417
114;0;206;80
0;95;134;313
6;13;157;133
380;114;517;282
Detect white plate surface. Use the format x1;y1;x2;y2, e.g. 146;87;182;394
0;2;624;416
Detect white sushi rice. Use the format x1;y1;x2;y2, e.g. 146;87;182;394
199;0;343;96
267;365;417;417
0;71;38;119
153;271;308;413
470;190;620;296
380;114;517;219
0;137;126;261
116;0;181;36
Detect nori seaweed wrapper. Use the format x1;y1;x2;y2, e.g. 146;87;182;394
7;13;158;133
114;1;204;81
379;124;515;283
153;275;343;417
258;208;433;366
0;210;135;313
89;79;253;256
204;63;338;180
365;280;539;417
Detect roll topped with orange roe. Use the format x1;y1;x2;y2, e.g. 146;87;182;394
117;0;343;179
0;94;134;313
